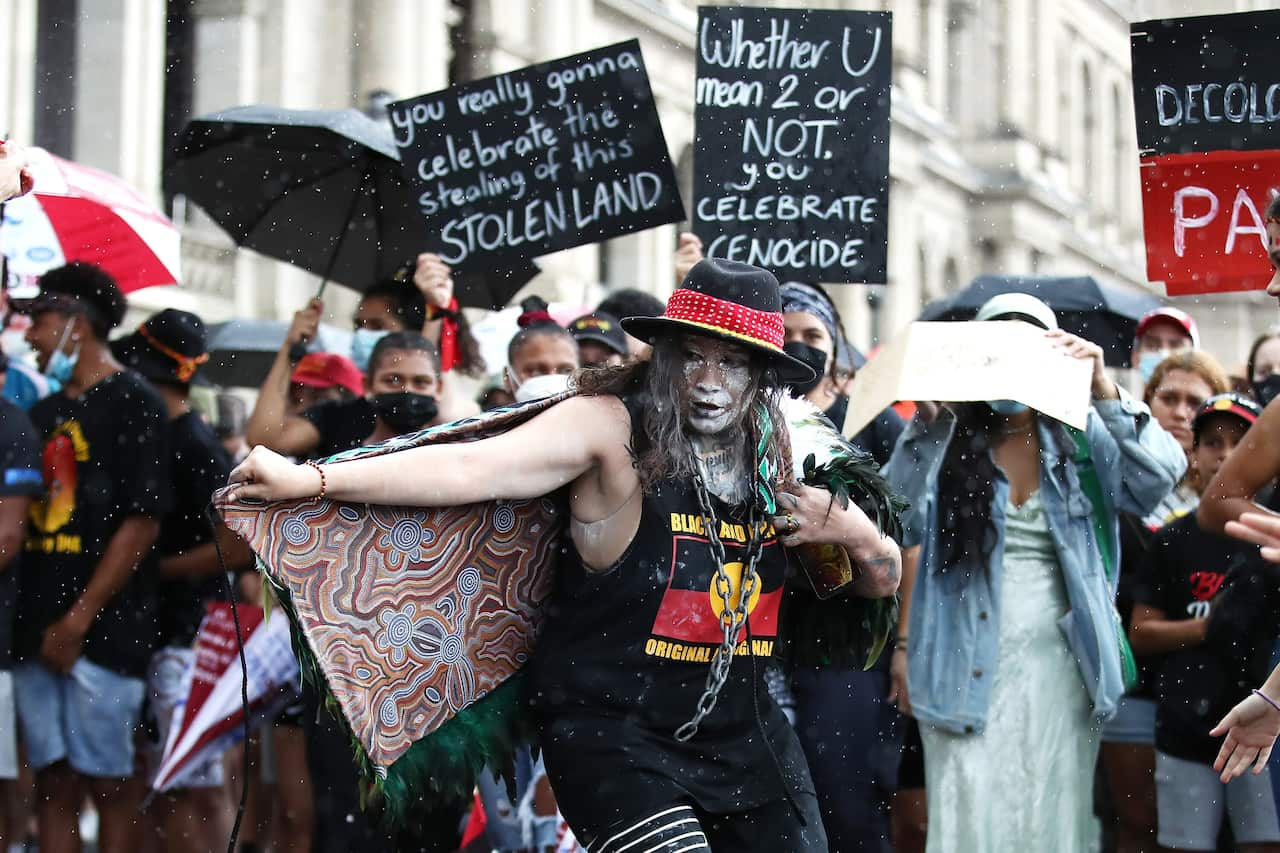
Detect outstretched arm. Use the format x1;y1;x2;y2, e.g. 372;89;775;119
229;395;629;509
1199;399;1280;535
772;485;901;598
1212;664;1280;782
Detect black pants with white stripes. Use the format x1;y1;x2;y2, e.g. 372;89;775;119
585;794;828;853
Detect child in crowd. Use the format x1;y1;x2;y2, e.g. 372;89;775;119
1132;393;1280;853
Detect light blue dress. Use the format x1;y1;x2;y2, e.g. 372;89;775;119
919;492;1101;852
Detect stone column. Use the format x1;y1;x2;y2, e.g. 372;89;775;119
73;0;167;201
0;0;39;144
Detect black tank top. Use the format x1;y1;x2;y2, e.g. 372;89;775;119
527;392;813;831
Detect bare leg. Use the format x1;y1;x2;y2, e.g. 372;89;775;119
1101;742;1157;853
88;774;145;853
891;788;927;853
156;787;233;853
34;761;83;853
270;725;313;853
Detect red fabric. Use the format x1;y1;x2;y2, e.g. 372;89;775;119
438;296;459;373
663;288;785;350
459;791;487;847
291;352;365;396
36;194;176;293
1138;148;1280;296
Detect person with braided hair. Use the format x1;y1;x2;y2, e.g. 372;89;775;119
227;258;901;852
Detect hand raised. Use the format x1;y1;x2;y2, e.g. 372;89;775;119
414;253;454;311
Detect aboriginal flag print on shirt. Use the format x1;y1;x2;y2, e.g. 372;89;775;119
647;513;782;658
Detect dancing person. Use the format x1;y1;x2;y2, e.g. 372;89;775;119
1130;393;1280;853
884;293;1185;852
12;263;171;853
227;258;902;851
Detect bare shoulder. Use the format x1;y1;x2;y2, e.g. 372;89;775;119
536;394;633;449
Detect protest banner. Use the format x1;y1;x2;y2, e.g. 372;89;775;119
1130;9;1280;295
842;322;1092;439
692;6;891;284
388;41;685;268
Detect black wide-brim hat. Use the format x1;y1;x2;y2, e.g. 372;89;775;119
112;308;211;386
621;258;817;383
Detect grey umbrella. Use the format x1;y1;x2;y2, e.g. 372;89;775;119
205;318;354;388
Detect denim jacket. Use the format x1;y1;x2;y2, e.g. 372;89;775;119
884;394;1186;735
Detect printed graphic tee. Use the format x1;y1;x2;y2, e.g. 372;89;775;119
16;371;170;678
1134;512;1253;764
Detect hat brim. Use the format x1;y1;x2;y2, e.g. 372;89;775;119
621;316;817;383
571;330;629;356
111;335;211;387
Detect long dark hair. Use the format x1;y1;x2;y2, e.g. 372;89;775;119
933;403;1075;576
574;335;792;495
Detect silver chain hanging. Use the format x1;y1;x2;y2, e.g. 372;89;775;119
673;474;764;742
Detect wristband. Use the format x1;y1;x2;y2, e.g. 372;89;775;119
304;460;327;499
1254;689;1280;714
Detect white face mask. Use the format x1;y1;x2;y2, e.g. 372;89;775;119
513;372;571;403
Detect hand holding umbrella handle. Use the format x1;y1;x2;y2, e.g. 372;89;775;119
287;298;323;363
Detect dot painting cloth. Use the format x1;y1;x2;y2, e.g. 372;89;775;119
214;394;569;773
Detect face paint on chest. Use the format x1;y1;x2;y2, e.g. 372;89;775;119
677;336;754;436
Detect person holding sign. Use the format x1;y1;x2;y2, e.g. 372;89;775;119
883;294;1185;852
226;258;902;852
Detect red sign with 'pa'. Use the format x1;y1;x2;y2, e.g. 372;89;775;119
1139;149;1279;296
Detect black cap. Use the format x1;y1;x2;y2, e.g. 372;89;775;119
14;262;127;336
112;308;210;385
568;312;629;357
1192;392;1262;437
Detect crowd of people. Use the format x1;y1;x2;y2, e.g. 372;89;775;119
3;135;1280;853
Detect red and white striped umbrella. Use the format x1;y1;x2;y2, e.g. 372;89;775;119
1;147;181;293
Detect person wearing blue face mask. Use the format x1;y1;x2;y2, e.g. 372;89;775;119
883;292;1186;853
11;262;172;853
1132;307;1200;386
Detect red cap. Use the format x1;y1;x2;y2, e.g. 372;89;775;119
290;353;364;396
1136;307;1199;349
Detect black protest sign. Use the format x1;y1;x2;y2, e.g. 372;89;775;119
693;6;891;285
1131;9;1280;156
388;41;685;270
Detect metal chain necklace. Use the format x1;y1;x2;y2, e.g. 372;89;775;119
674;469;765;742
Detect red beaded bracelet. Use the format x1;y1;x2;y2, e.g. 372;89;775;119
304;460;327;499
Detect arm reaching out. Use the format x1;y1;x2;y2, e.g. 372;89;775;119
1212;665;1280;782
229;395;631;509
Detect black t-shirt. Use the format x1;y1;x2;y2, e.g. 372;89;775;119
0;400;43;668
156;411;233;648
301;398;376;459
1134;514;1260;764
17;371;171;678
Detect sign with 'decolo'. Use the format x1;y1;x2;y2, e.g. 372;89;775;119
693;6;892;285
389;40;686;268
1130;9;1280;296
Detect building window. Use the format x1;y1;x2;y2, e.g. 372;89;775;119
1077;62;1095;194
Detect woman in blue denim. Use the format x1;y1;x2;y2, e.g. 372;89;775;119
884;293;1186;851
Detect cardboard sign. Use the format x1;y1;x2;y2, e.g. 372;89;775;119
692;7;891;284
1131;10;1280;295
388;41;685;268
842;322;1093;439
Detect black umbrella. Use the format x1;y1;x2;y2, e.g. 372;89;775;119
167;105;539;309
918;274;1163;367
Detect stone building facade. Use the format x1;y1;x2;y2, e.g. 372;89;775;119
0;0;1274;373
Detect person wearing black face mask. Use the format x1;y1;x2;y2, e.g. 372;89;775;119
1247;331;1280;408
780;282;905;468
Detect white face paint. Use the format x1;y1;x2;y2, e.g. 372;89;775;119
678;335;754;437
